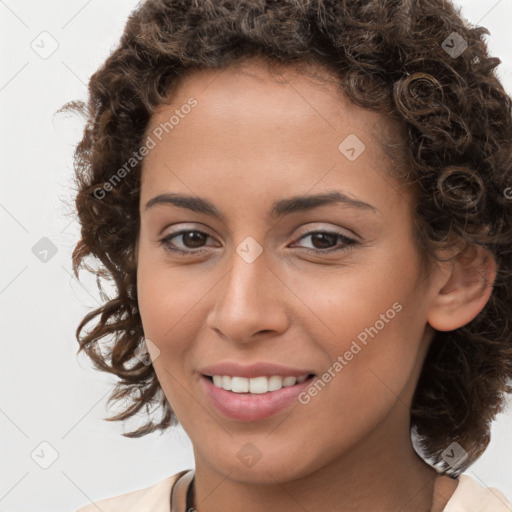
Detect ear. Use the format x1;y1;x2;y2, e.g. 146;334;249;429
427;242;497;332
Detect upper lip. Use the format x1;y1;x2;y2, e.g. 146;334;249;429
199;361;316;378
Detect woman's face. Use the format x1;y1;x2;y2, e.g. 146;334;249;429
136;59;441;482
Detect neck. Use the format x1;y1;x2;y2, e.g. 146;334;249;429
189;406;442;512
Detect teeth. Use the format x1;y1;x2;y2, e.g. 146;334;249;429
210;374;311;394
231;376;249;393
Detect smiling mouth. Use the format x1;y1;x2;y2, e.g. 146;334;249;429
203;373;316;394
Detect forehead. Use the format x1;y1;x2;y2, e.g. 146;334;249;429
140;58;409;218
148;58;387;141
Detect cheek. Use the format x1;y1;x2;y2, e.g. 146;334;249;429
297;309;420;459
294;253;413;344
136;258;198;410
297;250;424;406
136;248;204;342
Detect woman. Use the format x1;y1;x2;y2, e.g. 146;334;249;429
66;0;512;510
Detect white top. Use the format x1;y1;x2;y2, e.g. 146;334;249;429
444;475;512;511
75;470;512;512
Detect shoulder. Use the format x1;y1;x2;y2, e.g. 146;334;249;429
444;474;512;512
75;469;192;512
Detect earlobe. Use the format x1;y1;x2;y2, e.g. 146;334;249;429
427;242;497;332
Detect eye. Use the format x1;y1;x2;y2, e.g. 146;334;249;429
158;229;214;255
158;228;358;256
290;230;358;254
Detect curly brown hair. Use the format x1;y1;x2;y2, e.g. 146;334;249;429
61;0;512;476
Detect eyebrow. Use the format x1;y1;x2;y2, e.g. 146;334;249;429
144;190;378;222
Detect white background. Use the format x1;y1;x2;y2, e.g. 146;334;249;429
1;1;511;511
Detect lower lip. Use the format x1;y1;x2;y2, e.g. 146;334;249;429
200;374;315;421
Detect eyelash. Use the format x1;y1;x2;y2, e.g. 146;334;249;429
158;229;358;256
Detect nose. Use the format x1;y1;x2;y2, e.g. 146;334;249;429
206;244;289;344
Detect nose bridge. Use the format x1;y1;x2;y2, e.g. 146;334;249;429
222;239;274;311
208;237;286;340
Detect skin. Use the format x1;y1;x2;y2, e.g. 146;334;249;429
135;57;496;512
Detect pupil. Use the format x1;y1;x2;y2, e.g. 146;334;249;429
184;231;205;248
312;233;336;249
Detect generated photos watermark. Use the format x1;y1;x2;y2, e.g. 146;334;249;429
93;97;198;200
298;301;403;404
